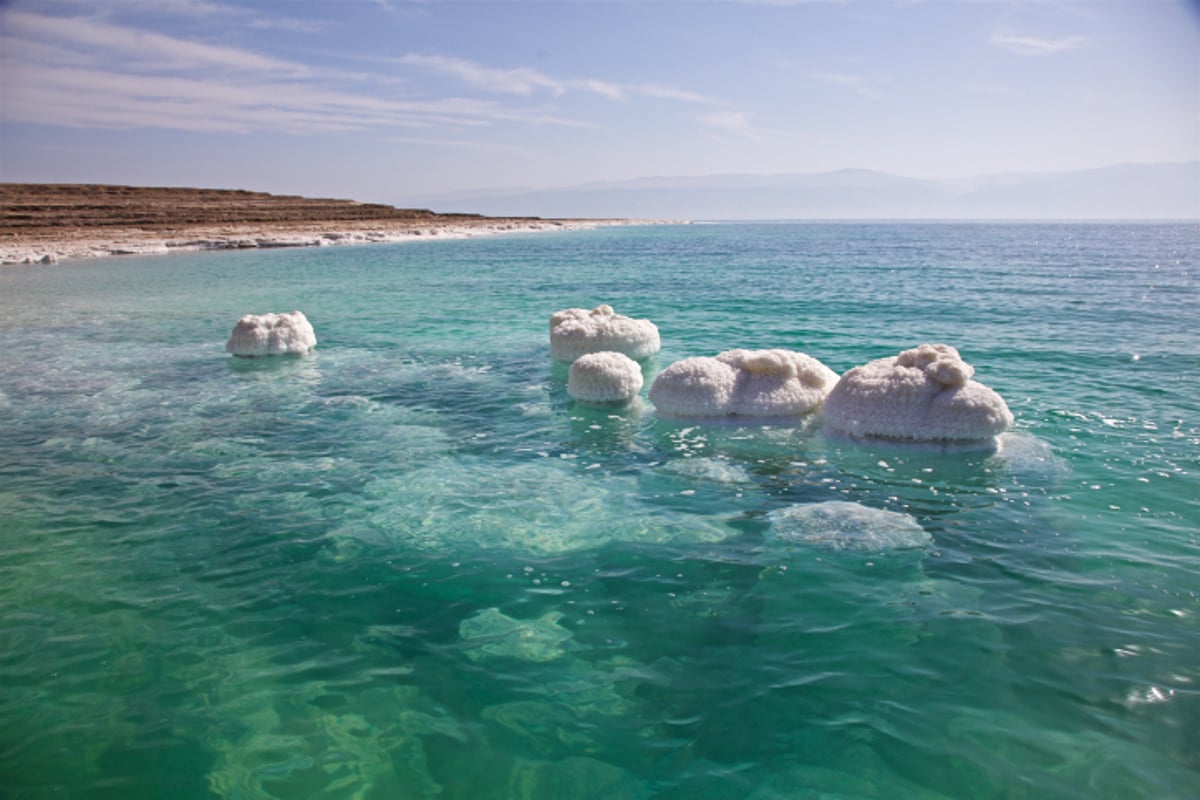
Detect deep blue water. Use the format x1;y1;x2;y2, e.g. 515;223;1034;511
0;222;1197;798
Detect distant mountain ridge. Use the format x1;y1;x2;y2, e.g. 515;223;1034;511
407;162;1200;220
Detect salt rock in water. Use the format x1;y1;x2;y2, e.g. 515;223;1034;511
648;348;838;419
549;304;660;362
568;351;643;404
458;607;575;662
225;310;316;357
769;500;931;552
822;343;1013;443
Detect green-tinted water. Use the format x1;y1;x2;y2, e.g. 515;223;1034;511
1;223;1196;798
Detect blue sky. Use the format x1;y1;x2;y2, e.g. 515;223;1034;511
1;0;1196;204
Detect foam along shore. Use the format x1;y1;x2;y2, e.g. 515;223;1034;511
0;183;665;265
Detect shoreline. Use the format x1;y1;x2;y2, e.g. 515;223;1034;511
0;218;644;265
0;183;674;265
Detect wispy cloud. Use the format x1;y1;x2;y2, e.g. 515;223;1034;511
584;79;627;101
246;15;330;34
0;13;586;133
0;10;722;139
2;61;549;133
34;0;331;33
638;83;720;105
5;11;311;75
397;52;716;105
989;32;1090;56
399;53;566;96
700;111;766;142
77;0;244;17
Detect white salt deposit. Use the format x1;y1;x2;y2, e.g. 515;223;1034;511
549;305;661;362
458;608;576;662
768;500;931;552
649;348;838;419
225;310;317;357
357;458;732;555
568;351;644;404
822;344;1013;443
0;220;633;265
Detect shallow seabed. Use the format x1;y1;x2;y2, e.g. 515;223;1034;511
1;222;1197;799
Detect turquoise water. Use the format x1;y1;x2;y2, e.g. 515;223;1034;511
1;222;1197;799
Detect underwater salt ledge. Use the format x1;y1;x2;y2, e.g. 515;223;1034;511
351;457;733;556
768;500;932;553
458;607;577;662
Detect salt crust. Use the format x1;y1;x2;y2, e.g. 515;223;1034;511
549;305;661;363
648;348;838;419
822;343;1013;442
360;458;731;555
769;500;932;552
458;607;576;662
225;310;317;357
567;351;644;404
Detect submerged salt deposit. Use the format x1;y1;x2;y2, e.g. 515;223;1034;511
768;500;932;552
458;608;577;662
355;458;733;555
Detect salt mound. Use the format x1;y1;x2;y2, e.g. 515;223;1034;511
549;304;660;362
649;348;838;419
768;500;931;552
225;310;316;357
568;351;643;404
822;343;1013;443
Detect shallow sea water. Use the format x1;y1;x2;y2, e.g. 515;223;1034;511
1;222;1197;798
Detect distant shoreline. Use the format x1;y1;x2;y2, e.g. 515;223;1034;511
0;183;659;265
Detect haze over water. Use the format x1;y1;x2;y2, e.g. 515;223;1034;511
1;222;1197;798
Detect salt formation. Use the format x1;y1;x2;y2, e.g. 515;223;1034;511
648;348;838;419
822;343;1013;443
567;351;643;404
768;500;931;552
357;458;732;555
225;310;316;357
549;304;660;362
658;456;754;486
21;253;57;264
458;607;576;662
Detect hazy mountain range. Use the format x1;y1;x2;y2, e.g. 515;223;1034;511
404;162;1199;220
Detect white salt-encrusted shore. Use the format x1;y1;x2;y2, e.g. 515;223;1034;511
0;219;673;265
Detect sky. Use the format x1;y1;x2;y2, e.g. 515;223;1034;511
0;0;1197;205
